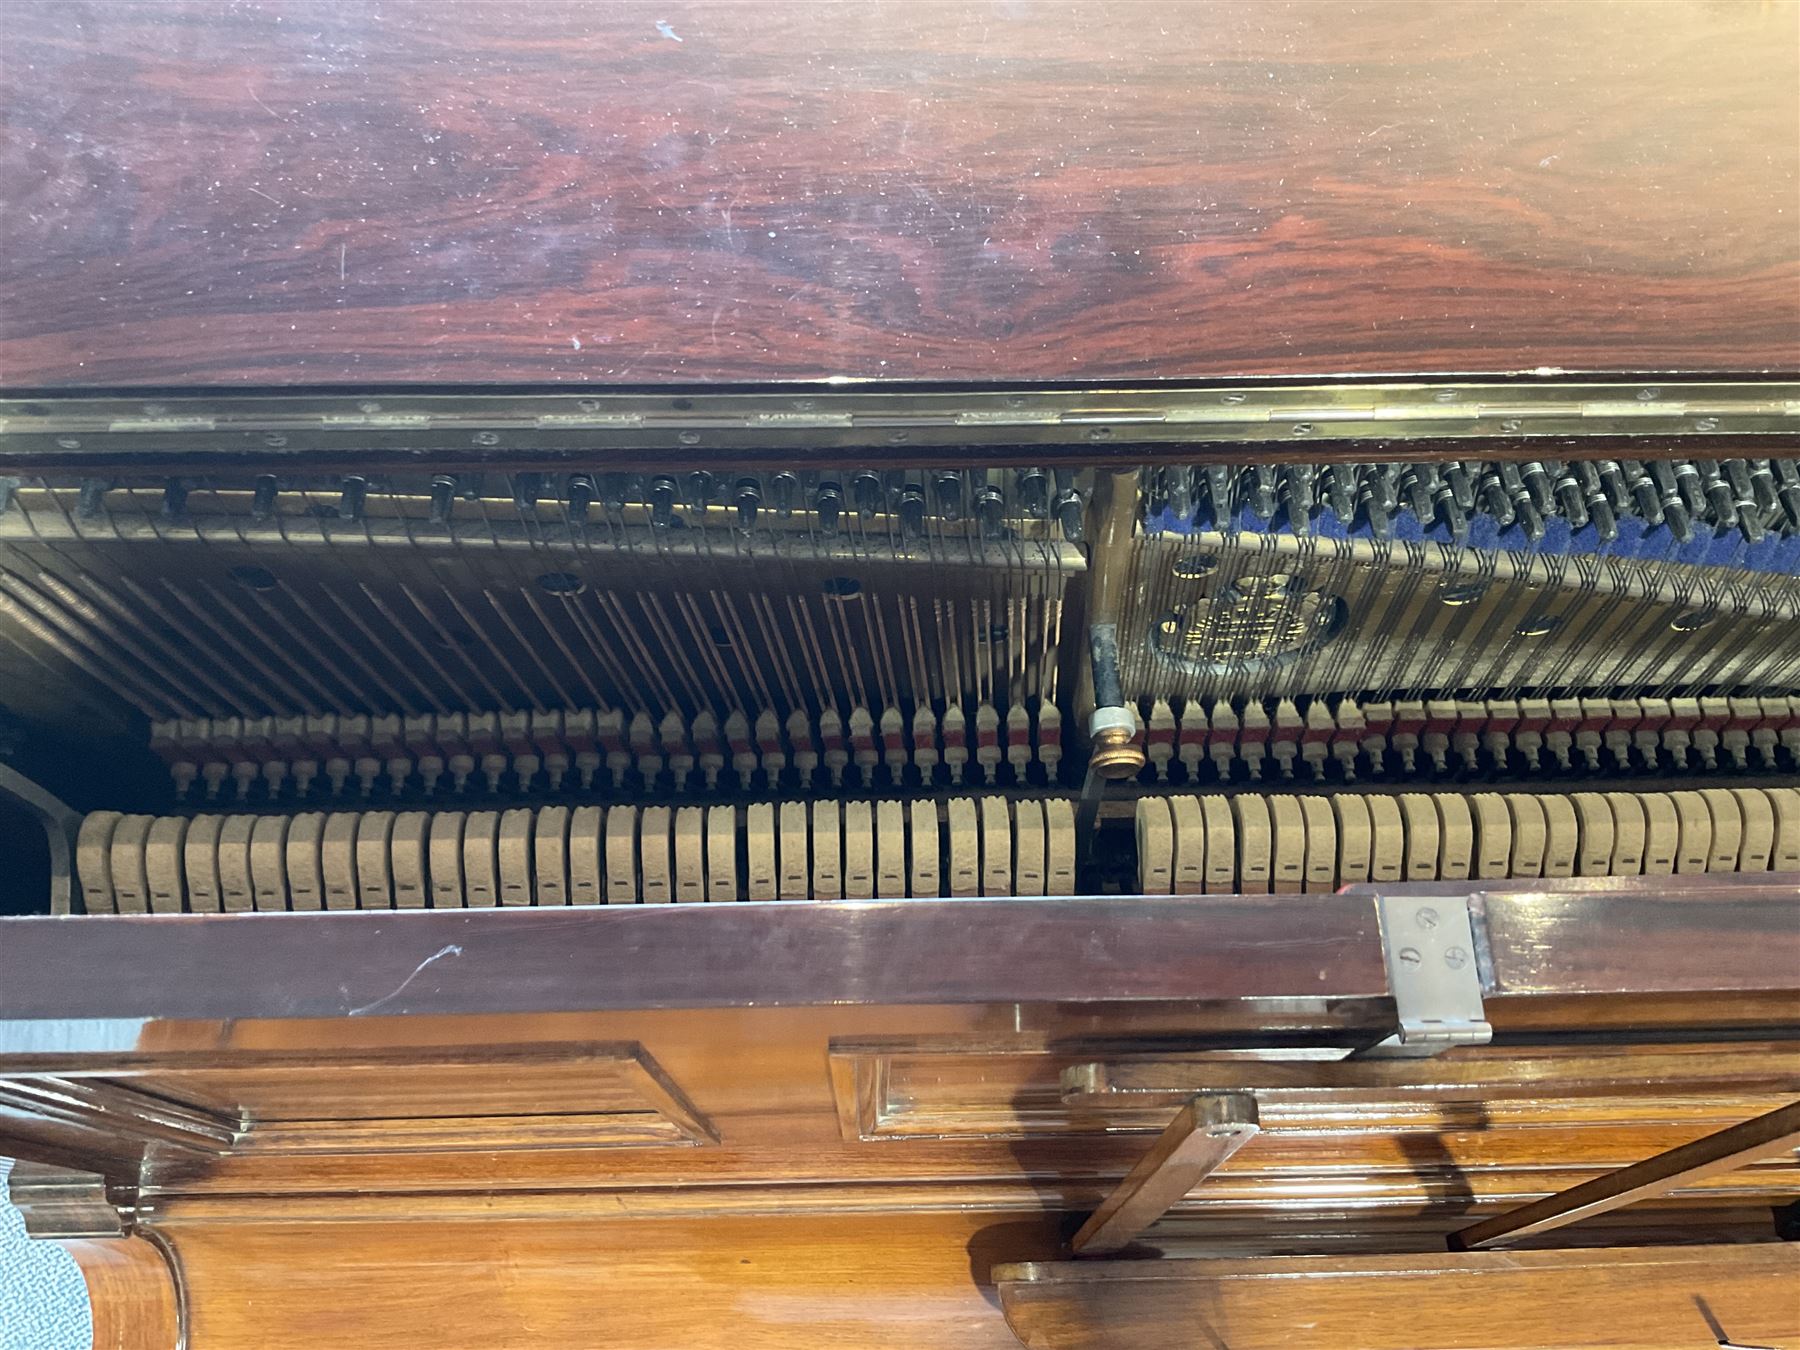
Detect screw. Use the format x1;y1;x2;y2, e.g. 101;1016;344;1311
1500;418;1523;433
887;430;909;444
55;436;80;450
577;398;601;412
472;431;500;447
263;433;288;448
1221;391;1248;405
1694;416;1720;432
1637;387;1660;401
678;430;701;446
1290;422;1313;436
1433;388;1459;403
358;400;382;414
793;398;816;412
1397;946;1423;966
1415;907;1440;931
1087;426;1112;441
1443;946;1469;970
1006;395;1027;408
142;402;167;416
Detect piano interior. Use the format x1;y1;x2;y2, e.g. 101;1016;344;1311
2;430;1795;914
0;3;1796;1345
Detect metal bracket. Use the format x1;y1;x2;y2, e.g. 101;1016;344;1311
1359;894;1491;1059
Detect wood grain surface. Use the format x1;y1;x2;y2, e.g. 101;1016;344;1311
61;1237;181;1350
165;1213;1061;1350
1;0;1796;389
997;1246;1800;1350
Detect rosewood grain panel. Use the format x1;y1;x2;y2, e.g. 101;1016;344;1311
0;897;1387;1020
1;0;1795;388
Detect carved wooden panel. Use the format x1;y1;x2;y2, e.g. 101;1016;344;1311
832;1038;1800;1140
829;1037;1800;1225
1;1042;716;1163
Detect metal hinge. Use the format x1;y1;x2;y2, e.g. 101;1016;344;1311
1359;894;1492;1059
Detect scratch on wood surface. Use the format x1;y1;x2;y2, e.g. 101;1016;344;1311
346;944;463;1016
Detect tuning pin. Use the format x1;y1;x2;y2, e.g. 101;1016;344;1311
932;470;964;520
1163;467;1193;525
1205;464;1238;527
1144;468;1171;521
1370;463;1401;515
1673;460;1707;516
1247;465;1278;522
511;472;543;516
813;477;843;533
1516;496;1546;543
239;473;275;522
1747;459;1781;516
1053;473;1085;542
1719;460;1764;543
565;473;595;524
422;474;455;524
1621;460;1662;525
1284;465;1316;535
161;477;189;518
1772;460;1800;530
1577;463;1616;543
732;475;763;530
1550;464;1585;529
1444;462;1476;512
1698;462;1736;530
1596;460;1631;514
770;470;799;516
1722;460;1763;541
1499;465;1542;542
1521;461;1555;514
898;482;927;538
972;470;1005;538
684;470;717;509
1434;477;1469;542
77;478;110;519
337;475;369;521
1358;482;1392;542
851;470;884;518
649;475;679;527
1322;464;1359;521
1401;465;1435;522
1477;464;1515;527
335;476;368;521
1650;461;1686;528
1015;467;1049;519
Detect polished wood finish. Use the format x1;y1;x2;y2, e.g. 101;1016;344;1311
1060;1041;1800;1111
68;1235;182;1350
996;1246;1800;1350
2;0;1795;389
163;1213;1058;1350
1452;1099;1800;1251
6;1011;1800;1230
1070;1093;1259;1256
2;994;1798;1342
4;882;1798;1022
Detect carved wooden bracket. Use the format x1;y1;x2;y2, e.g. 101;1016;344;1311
5;1159;136;1239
